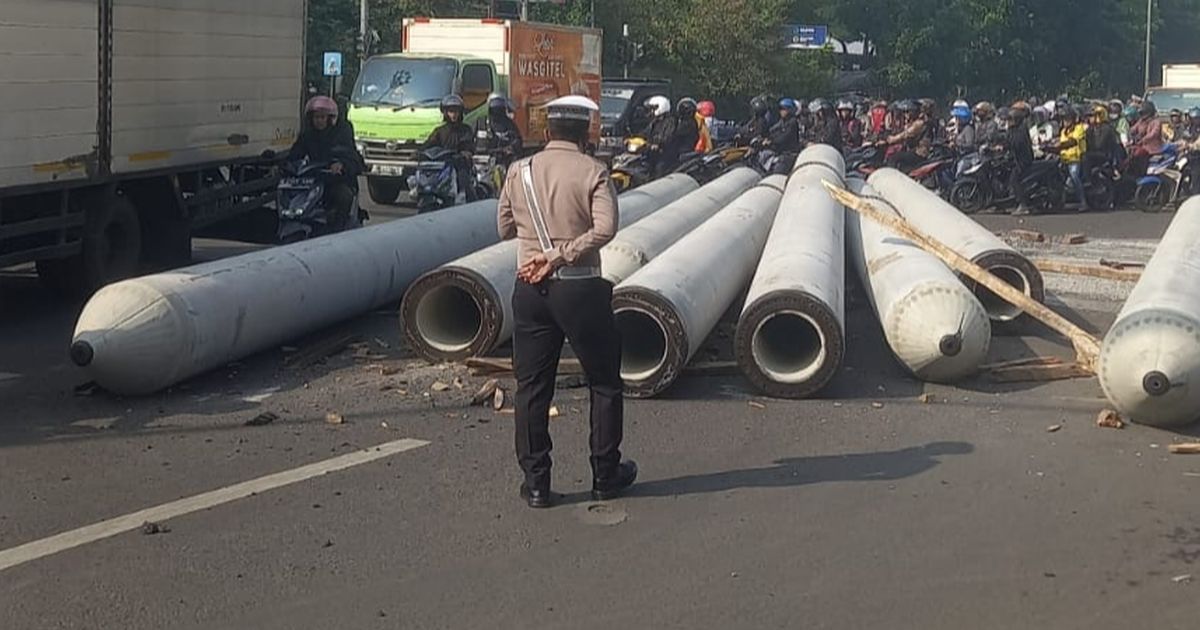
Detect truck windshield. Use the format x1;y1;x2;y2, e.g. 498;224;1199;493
353;57;457;108
600;95;631;123
1145;89;1200;114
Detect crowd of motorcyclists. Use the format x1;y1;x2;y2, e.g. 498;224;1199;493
613;90;1200;216
285;86;1200;238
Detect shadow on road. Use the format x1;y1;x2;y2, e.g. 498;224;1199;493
555;441;974;505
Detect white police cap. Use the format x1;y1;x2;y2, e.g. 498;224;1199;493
545;95;599;121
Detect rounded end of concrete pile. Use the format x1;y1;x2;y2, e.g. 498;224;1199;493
400;267;501;362
885;283;991;382
1100;308;1200;428
71;279;188;396
612;288;689;399
965;250;1045;323
735;291;844;399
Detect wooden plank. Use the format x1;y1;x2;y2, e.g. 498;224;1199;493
823;181;1102;373
979;356;1064;371
1031;258;1142;282
987;362;1093;383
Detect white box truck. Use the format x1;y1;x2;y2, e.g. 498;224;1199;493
0;0;306;291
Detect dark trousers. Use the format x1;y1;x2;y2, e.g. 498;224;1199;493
1009;164;1031;209
512;277;624;490
324;181;354;232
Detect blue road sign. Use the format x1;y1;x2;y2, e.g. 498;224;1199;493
323;52;343;77
782;25;829;49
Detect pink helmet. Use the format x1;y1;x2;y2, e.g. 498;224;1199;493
697;100;716;117
304;96;339;123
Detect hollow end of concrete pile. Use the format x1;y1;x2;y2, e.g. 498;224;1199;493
963;249;1045;324
1100;307;1200;428
735;291;844;399
612;289;689;399
400;267;501;361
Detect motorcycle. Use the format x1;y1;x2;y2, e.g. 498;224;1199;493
949;148;1063;214
1042;145;1117;211
673;144;752;184
1135;145;1192;213
845;145;884;176
275;158;367;243
472;150;511;200
611;136;652;193
407;147;487;213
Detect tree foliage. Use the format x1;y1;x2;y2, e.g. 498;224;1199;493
306;0;1200;107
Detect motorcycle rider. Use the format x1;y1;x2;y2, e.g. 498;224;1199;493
1029;106;1056;158
475;94;523;165
1045;106;1089;210
868;100;889;141
809;98;842;151
837;99;864;148
739;95;772;145
763;98;802;173
1129;100;1166;178
882;99;927;170
682;98;713;153
1166;108;1184;142
1084;104;1123;173
649;98;699;177
994;102;1035;215
973;101;1000;146
951;105;976;153
423;94;477;202
698;100;718;147
287;95;363;232
644;95;675;176
1108;99;1130;145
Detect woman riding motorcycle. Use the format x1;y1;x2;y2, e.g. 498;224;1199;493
474;94;523;165
287;96;363;232
683;98;713;153
698;100;718;147
951;105;976;153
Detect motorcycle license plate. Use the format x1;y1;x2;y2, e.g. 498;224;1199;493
375;165;404;176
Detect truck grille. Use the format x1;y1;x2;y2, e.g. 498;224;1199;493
362;140;420;163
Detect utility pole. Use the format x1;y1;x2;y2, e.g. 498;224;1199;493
360;0;370;70
590;0;595;28
520;0;529;21
622;24;630;79
1144;0;1153;93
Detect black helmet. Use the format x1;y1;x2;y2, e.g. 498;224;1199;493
1140;100;1157;117
751;96;769;115
918;98;936;115
440;94;465;113
1189;106;1200;119
487;94;508;112
677;97;697;117
896;99;917;113
1061;105;1080;122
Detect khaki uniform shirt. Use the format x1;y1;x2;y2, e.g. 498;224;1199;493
498;141;619;270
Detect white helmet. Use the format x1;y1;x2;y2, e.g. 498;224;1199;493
953;99;969;109
645;95;671;117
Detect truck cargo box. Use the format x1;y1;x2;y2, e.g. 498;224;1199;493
0;0;100;189
109;0;305;174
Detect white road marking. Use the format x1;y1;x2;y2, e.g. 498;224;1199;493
0;437;430;573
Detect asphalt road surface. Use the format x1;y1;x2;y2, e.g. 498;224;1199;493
2;199;1198;629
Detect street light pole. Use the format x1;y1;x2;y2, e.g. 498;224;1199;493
520;0;529;21
1144;0;1153;92
360;0;369;70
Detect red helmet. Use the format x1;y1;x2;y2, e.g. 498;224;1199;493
697;100;716;117
304;95;339;123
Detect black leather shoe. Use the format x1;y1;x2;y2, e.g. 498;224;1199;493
592;460;638;501
519;483;554;509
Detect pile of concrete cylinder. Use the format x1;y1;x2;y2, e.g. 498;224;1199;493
70;145;1200;428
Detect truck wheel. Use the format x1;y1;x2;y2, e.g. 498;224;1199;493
367;177;404;205
82;195;143;290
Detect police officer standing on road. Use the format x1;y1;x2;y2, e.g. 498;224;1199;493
497;95;638;509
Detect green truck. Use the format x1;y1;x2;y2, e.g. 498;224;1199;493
349;18;603;204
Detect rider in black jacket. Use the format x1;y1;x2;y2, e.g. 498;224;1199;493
424;95;477;201
474;95;523;165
